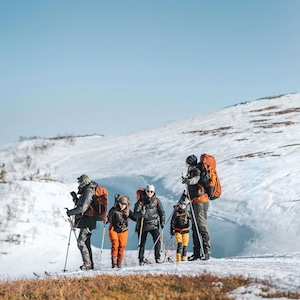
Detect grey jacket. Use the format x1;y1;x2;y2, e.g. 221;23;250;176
67;182;97;230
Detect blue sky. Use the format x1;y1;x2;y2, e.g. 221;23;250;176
1;0;299;144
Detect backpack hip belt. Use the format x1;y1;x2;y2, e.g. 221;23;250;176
191;194;209;203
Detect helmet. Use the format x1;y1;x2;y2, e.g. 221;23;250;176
77;174;91;189
186;155;197;166
179;198;189;205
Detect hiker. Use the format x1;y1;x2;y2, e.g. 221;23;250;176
182;155;211;260
66;174;97;270
104;194;136;268
134;184;166;265
170;196;191;262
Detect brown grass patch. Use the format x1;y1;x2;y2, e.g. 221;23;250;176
258;121;295;128
182;126;232;136
0;273;299;300
258;94;288;100
250;105;279;113
250;119;269;123
261;108;300;116
235;152;280;159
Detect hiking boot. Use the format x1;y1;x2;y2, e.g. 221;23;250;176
112;256;117;268
139;260;145;266
80;264;92;271
201;254;210;260
188;254;201;261
176;253;182;262
117;259;122;268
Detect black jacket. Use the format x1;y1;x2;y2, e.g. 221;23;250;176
67;182;97;230
170;205;190;234
107;204;136;233
134;191;165;232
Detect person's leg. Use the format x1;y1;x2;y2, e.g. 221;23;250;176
139;231;148;264
77;228;92;269
197;202;210;258
117;230;128;268
175;232;183;262
109;228;119;268
151;229;161;262
182;232;189;261
86;231;94;269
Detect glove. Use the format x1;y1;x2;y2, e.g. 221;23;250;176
182;177;190;184
70;191;76;197
70;191;77;202
66;209;72;217
161;223;165;229
141;206;146;216
170;230;175;236
180;192;187;201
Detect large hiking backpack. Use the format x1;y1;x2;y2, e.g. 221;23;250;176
92;185;108;221
136;187;145;200
199;154;222;200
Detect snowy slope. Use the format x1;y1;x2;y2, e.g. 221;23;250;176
0;93;300;296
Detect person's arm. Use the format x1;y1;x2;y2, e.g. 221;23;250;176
156;198;165;228
67;189;93;216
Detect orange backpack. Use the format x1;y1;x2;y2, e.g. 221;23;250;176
136;187;145;200
92;185;108;221
199;154;222;200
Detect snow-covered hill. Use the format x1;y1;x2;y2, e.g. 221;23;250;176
1;93;300;296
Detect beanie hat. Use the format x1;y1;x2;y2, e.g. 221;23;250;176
186;155;197;166
146;184;155;192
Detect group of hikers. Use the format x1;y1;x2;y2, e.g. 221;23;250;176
66;154;216;270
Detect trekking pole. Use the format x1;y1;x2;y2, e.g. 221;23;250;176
185;186;205;256
63;223;72;272
65;208;78;241
165;236;175;263
63;208;78;272
99;223;106;269
137;217;144;250
161;230;164;253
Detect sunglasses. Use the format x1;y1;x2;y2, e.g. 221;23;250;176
146;190;154;193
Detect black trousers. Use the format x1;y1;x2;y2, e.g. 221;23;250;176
138;229;161;261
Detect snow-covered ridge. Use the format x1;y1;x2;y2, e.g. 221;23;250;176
0;93;300;287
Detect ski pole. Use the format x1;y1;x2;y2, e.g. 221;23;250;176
99;223;106;269
185;185;205;256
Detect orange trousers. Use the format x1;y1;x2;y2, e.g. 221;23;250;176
108;228;128;263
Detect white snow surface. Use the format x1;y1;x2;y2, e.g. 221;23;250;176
1;93;300;298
